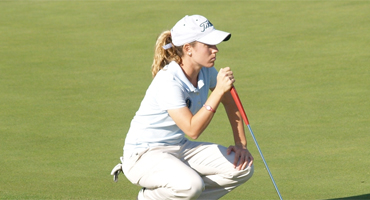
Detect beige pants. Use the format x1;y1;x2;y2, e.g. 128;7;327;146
123;139;254;200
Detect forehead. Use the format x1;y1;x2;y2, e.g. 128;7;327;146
193;41;213;48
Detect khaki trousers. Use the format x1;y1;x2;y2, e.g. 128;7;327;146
123;139;254;200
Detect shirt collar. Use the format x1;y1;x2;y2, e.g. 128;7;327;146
166;61;205;93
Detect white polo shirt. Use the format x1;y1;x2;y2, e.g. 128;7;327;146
123;61;218;158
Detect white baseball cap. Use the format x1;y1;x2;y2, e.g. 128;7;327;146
171;15;231;46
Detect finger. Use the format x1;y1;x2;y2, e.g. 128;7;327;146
248;155;254;167
233;151;241;168
237;154;246;170
219;67;230;74
230;78;235;84
226;72;234;82
239;154;248;170
221;72;230;81
227;146;233;155
225;71;233;78
241;159;249;170
227;73;234;80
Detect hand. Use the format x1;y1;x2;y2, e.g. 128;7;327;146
216;67;235;93
227;145;254;170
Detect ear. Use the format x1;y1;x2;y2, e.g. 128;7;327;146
183;43;192;53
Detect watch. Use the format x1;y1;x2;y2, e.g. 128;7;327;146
203;104;216;113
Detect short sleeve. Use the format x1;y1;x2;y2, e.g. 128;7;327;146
155;73;186;111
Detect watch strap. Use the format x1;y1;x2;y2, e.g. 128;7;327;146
203;104;216;113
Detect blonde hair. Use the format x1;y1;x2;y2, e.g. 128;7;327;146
151;30;184;78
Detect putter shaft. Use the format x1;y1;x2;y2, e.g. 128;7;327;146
230;86;283;200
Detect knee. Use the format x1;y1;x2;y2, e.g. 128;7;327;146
172;176;204;199
240;164;254;183
222;164;254;186
234;164;254;184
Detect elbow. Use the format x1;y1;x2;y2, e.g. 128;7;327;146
185;130;201;140
189;135;199;140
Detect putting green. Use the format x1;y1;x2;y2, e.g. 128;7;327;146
1;1;369;199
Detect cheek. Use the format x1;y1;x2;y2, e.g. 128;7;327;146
193;53;207;63
194;49;209;58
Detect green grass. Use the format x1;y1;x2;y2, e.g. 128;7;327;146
1;1;369;199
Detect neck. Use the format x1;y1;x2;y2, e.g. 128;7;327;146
180;60;201;87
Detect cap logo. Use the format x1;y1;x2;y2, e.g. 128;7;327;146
200;20;213;32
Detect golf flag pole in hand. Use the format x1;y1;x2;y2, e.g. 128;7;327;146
230;86;283;200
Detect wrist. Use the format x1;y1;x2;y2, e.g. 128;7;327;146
213;86;225;97
235;142;247;149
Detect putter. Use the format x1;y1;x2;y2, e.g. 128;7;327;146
230;86;283;200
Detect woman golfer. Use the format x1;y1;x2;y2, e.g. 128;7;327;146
114;15;254;199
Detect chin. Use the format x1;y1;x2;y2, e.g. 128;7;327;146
203;62;215;68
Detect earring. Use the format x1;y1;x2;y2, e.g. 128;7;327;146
188;52;192;56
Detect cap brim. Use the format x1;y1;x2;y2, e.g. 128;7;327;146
196;30;231;45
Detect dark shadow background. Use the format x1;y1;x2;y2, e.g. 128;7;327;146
327;194;370;200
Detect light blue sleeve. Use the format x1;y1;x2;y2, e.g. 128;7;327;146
155;72;186;111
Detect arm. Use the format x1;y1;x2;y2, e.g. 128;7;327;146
221;91;254;170
168;67;234;140
221;91;247;147
168;89;223;139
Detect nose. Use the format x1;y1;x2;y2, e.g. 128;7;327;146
211;45;219;53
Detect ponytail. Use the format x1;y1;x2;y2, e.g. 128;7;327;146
151;31;183;78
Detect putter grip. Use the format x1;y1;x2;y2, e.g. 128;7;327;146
230;86;250;125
